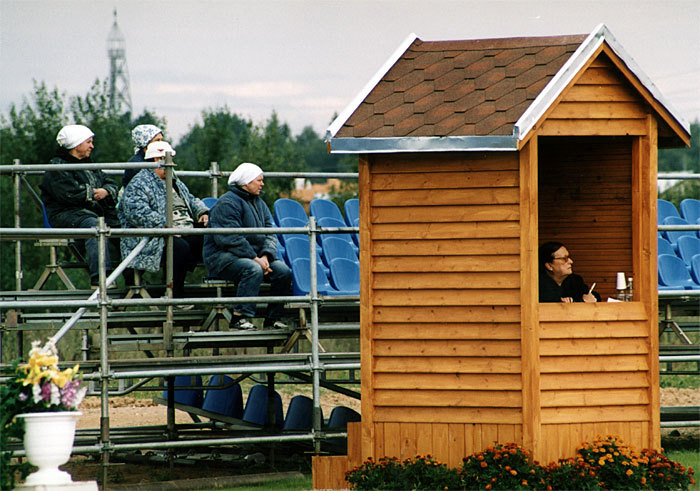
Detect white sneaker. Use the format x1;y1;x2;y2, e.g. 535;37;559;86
232;317;256;330
264;320;289;330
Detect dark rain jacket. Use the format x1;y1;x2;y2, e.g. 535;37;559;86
203;185;277;277
39;147;119;227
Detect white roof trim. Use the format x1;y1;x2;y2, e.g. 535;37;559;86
326;33;418;141
329;136;518;154
515;23;690;141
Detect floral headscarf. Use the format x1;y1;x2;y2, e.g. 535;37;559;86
131;124;163;151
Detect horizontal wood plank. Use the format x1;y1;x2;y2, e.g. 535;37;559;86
372;238;520;256
374;306;521;323
374;356;522;374
372;289;520;306
373;255;519;273
373;339;521;357
374;389;522;407
549;101;647;119
540;355;649;373
539;303;648;322
373;272;520;290
541;388;649;407
375;406;522;424
371;171;518;190
372;204;520;223
372;221;520;239
539;338;648;356
370;153;519;174
539;118;647;136
540;372;649;390
373;323;521;340
539;321;647;339
372;187;519;206
374;372;523;390
562;83;638;102
541;405;649;424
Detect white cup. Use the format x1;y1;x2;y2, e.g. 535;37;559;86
616;272;627;290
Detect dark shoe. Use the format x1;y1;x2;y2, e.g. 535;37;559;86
231;317;256;330
264;319;289;330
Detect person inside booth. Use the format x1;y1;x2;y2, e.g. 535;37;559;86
539;241;600;303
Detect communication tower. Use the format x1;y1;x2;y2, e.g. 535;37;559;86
106;9;132;113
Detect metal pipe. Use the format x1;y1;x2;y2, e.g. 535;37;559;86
13;159;22;291
307;216;323;453
45;238;149;346
209;161;220;197
96;217;111;486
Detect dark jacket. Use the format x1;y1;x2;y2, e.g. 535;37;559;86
539;273;601;302
203;185;277;277
122;149;146;187
39;147;119;227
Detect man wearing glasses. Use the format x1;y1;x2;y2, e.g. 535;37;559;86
538;241;600;303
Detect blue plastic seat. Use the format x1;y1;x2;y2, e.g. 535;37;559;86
201;196;218;209
283;395;321;431
680;198;700;224
326;406;361;429
284;236;328;274
677;236;700;267
658;199;680;224
318;216;359;255
310;198;345;223
329;258;360;294
657;236;676;258
163;375;204;408
323;237;358;265
658;254;700;290
344;199;359;227
291;257;353;296
663;216;694;249
242;384;284;428
202;375;243;418
274;198;308;225
691;254;700;284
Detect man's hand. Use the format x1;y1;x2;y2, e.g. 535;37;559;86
560;297;573;303
582;293;597;303
253;256;272;275
93;188;109;200
198;214;209;226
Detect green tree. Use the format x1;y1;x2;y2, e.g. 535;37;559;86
658;120;700;207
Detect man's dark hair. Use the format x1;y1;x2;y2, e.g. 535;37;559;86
539;241;565;272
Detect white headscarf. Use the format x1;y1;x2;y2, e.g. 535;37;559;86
228;162;263;186
56;125;94;149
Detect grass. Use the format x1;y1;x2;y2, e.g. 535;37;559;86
666;450;700;491
222;475;312;490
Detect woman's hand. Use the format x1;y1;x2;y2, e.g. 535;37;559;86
582;293;598;303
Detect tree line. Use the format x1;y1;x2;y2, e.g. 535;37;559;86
0;79;356;291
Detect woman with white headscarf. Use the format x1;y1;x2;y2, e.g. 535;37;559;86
122;124;163;187
39;124;120;287
203;163;292;330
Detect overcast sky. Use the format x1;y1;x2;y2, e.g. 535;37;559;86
2;0;698;144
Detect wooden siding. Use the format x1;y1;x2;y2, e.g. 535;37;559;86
540;53;651;138
367;152;522;431
539;137;633;300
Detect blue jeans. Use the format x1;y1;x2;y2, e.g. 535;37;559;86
218;258;292;319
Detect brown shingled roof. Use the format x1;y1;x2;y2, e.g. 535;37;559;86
336;34;588;138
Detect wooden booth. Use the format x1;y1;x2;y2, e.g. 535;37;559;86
313;24;690;489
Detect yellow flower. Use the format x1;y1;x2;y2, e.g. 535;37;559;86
598;458;606;466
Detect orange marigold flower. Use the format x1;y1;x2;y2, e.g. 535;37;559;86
510;469;517;476
641;477;646;484
546;486;553;491
491;477;497;482
598;458;606;466
521;479;528;486
485;485;492;490
626;469;633;477
690;478;695;485
480;461;488;468
510;448;517;455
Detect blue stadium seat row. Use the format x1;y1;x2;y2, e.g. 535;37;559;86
657;200;700;289
274;198;360;295
164;376;359;431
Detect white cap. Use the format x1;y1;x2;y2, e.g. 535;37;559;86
228;162;264;186
145;141;176;160
56;125;94;149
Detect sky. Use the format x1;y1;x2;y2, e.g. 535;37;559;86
1;0;699;144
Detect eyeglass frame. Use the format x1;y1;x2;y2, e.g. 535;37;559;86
551;255;572;262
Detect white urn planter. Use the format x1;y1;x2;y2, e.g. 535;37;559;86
17;411;81;486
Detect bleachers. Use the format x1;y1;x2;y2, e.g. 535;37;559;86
657;199;700;289
274;198;360;296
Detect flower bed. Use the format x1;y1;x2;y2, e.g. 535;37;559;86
345;436;695;490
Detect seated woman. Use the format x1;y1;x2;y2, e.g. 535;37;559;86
539;241;600;303
118;141;209;305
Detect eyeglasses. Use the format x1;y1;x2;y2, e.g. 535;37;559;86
552;255;571;262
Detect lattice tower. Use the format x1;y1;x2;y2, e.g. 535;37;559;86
106;9;132;113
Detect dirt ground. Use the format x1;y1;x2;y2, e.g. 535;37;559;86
56;388;697;488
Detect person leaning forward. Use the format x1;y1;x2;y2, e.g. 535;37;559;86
39;124;120;287
538;241;600;303
203;162;292;330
